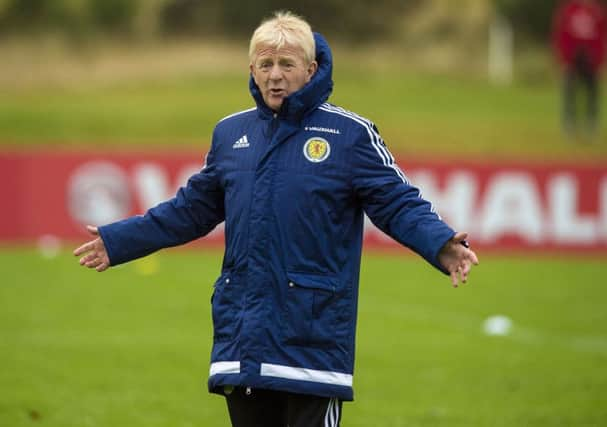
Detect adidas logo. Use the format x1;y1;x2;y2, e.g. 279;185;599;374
232;135;250;149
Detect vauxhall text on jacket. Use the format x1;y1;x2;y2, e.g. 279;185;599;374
98;34;456;401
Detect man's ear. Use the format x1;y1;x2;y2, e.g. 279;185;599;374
307;61;318;82
249;62;255;76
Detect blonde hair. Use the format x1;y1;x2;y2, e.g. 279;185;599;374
249;11;316;65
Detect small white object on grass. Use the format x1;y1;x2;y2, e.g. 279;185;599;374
483;315;513;336
37;234;62;259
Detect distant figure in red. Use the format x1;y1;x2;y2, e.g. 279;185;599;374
552;0;606;139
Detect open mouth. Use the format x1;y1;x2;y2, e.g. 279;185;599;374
269;88;286;96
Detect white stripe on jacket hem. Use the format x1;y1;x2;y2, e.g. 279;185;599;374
260;363;353;387
209;361;240;376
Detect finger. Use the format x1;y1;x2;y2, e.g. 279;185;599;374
86;225;99;236
85;258;102;269
469;250;480;265
74;241;95;256
450;271;458;288
79;253;98;266
96;262;109;272
452;231;469;244
461;262;471;283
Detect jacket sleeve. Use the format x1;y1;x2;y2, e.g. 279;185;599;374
98;136;225;266
350;124;455;273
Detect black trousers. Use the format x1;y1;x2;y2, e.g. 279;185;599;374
562;64;600;136
224;387;342;427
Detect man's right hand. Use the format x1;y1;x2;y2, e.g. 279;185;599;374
73;225;110;272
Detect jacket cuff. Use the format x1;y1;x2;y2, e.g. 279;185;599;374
97;224;117;266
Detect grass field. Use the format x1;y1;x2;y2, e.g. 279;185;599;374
1;247;606;426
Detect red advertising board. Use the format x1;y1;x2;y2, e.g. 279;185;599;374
1;149;606;253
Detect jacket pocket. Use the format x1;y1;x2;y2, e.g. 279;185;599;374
211;272;243;342
283;272;340;348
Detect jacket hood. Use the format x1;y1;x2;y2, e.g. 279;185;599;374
249;32;334;121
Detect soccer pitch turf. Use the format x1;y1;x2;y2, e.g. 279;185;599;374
0;247;606;426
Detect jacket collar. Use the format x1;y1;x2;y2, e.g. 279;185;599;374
249;32;334;122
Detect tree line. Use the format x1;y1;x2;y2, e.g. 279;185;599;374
0;0;416;42
0;0;597;44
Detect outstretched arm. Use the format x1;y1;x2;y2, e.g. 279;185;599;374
438;232;479;288
349;126;479;284
73;225;110;272
72;136;225;268
351;124;460;274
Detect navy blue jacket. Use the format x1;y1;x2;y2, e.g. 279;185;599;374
99;34;455;401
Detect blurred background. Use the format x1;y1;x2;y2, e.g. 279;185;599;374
0;0;605;154
1;1;606;426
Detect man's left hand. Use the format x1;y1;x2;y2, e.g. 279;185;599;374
438;232;479;288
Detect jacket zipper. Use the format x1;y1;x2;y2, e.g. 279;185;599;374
269;112;279;141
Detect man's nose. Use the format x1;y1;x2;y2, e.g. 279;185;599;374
269;64;282;80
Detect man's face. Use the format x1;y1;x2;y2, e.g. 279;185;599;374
250;44;318;111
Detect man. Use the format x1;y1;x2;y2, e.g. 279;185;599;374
552;0;607;138
74;11;479;427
